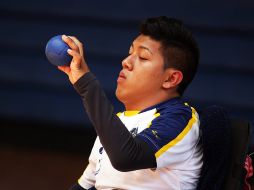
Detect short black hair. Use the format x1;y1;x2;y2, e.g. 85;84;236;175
140;16;199;95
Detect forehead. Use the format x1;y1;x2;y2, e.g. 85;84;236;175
132;35;162;54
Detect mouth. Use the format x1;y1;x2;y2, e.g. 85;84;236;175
117;71;126;83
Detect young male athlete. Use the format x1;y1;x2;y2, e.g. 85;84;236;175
58;16;203;190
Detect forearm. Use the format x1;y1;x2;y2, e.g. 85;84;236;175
74;72;156;171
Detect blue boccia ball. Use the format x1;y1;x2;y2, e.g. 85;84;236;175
45;35;72;66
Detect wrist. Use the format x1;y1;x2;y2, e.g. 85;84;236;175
73;70;89;84
73;72;96;95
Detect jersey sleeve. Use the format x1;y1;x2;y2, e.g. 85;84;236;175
137;104;201;168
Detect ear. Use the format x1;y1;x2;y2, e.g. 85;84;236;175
162;69;183;89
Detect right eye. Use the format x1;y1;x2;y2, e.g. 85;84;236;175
139;57;148;61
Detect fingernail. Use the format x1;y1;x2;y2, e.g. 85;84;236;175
67;49;72;53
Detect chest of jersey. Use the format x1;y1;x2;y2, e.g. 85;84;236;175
117;108;158;136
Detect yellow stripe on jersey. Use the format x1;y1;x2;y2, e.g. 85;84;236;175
116;112;122;117
147;112;160;128
124;111;140;116
154;112;161;118
155;108;197;158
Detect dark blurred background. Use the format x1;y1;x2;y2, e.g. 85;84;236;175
0;0;253;189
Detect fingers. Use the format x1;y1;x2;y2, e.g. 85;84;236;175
62;35;79;52
60;35;89;84
67;49;83;69
68;36;84;56
62;34;85;64
61;35;83;68
62;35;84;55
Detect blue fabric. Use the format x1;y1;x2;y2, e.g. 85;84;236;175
137;97;192;151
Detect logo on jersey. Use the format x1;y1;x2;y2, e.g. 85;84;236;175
152;130;160;139
130;127;138;137
95;147;104;175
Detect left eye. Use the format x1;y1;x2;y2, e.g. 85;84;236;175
140;57;148;60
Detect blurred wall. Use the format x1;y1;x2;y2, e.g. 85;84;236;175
0;0;253;126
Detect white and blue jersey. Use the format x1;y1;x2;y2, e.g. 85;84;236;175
78;94;203;190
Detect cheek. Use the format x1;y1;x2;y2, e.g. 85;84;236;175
142;67;163;82
147;71;165;90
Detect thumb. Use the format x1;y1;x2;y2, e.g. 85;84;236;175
58;66;71;75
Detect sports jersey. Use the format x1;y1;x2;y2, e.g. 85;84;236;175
73;72;203;190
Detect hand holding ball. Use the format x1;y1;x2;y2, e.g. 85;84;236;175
45;35;72;66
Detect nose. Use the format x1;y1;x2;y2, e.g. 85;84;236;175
122;55;133;71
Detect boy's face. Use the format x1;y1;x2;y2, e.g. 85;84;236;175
116;34;167;110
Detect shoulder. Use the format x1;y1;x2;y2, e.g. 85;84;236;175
137;98;199;151
154;98;196;127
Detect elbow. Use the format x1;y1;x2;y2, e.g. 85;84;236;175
110;157;133;172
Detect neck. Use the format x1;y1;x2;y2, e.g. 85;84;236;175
124;91;180;111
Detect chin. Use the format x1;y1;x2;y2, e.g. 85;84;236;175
115;88;127;104
115;88;122;101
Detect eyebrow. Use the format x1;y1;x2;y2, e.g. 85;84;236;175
131;44;153;55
